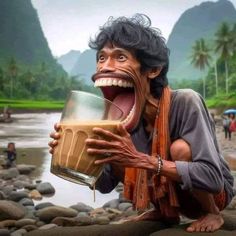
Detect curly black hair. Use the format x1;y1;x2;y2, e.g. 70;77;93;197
89;14;169;98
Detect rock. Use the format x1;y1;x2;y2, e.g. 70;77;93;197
28;190;42;200
1;185;14;196
36;206;78;222
0;200;26;221
226;196;236;210
92;216;111;225
118;202;133;212
22;225;38;231
10;228;27;236
0;191;6;200
222;209;236;231
0;229;10;236
38;223;58;230
0;220;16;228
0;168;19;180
36;182;55;195
13;180;29;189
16;165;36;175
103;199;120;209
89;208;106;217
24;184;37;190
52;216;91;226
35;202;54;210
8;191;28;202
18;198;34;206
70;202;93;213
15;218;36;228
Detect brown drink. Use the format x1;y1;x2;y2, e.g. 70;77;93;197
51;120;120;187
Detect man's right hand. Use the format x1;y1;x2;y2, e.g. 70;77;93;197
48;123;61;154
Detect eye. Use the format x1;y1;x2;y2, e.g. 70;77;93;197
98;54;106;62
117;54;127;62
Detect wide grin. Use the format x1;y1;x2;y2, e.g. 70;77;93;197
94;77;136;129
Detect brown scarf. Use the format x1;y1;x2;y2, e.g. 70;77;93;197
124;86;179;219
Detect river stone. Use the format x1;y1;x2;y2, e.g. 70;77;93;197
10;228;27;236
36;206;78;222
103;199;120;209
89;207;106;217
92;216;110;225
226;196;236;210
35;202;54;210
0;220;16;228
0;229;10;236
70;202;93;213
18;198;34;206
52;216;92;227
1;185;14;196
28;190;42;200
24;183;37;190
16;165;36;175
8;191;29;202
22;225;38;231
15;218;36;228
0;191;7;200
38;223;58;230
222;209;236;230
36;182;55;195
0;168;19;179
118;202;133;212
0;200;26;221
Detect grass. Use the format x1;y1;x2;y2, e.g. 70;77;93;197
0;99;64;111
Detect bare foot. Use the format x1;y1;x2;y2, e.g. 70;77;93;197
186;213;224;232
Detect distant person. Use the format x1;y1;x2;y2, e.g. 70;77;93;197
4;142;17;168
229;114;236;134
222;115;231;140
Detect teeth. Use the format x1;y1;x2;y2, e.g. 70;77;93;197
122;105;135;124
94;78;134;88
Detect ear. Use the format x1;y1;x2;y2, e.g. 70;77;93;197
147;67;162;79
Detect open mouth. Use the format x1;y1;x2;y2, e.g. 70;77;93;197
93;75;136;129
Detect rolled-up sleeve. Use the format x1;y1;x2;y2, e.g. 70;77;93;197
171;89;224;193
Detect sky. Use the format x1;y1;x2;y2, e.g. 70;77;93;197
31;0;236;57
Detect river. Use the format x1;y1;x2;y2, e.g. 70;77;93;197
0;113;118;208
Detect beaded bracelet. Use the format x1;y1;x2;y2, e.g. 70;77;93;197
156;155;163;175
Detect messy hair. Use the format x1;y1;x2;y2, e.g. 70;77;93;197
89;14;169;98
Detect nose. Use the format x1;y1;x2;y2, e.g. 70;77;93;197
98;58;116;73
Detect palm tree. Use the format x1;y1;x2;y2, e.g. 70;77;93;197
191;38;212;98
215;22;233;94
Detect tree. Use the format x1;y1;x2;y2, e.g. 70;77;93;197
215;22;233;94
190;38;212;98
7;57;18;98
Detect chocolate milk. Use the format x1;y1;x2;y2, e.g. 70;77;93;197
51;120;120;187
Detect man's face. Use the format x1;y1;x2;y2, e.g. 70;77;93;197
92;44;151;131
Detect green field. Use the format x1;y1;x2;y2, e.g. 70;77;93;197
0;99;64;111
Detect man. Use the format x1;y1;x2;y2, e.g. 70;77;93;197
49;14;234;233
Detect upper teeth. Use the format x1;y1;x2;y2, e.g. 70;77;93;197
94;78;133;88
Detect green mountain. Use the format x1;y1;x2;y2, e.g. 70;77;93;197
57;50;81;74
71;49;96;84
167;0;236;82
0;0;61;69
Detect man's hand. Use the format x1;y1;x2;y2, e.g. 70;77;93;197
48;123;61;154
86;124;151;169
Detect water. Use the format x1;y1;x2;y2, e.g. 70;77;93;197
0;113;118;207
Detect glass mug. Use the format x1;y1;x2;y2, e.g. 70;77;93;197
50;91;123;188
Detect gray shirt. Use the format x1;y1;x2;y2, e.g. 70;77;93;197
95;89;234;205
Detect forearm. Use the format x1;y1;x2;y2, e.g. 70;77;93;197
146;155;182;182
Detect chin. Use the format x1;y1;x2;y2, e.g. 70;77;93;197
93;74;142;132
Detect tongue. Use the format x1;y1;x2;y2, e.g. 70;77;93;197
113;92;135;118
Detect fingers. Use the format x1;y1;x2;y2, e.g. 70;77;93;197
86;138;117;149
92;127;121;140
117;124;130;137
54;123;61;131
50;131;60;139
87;148;118;156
